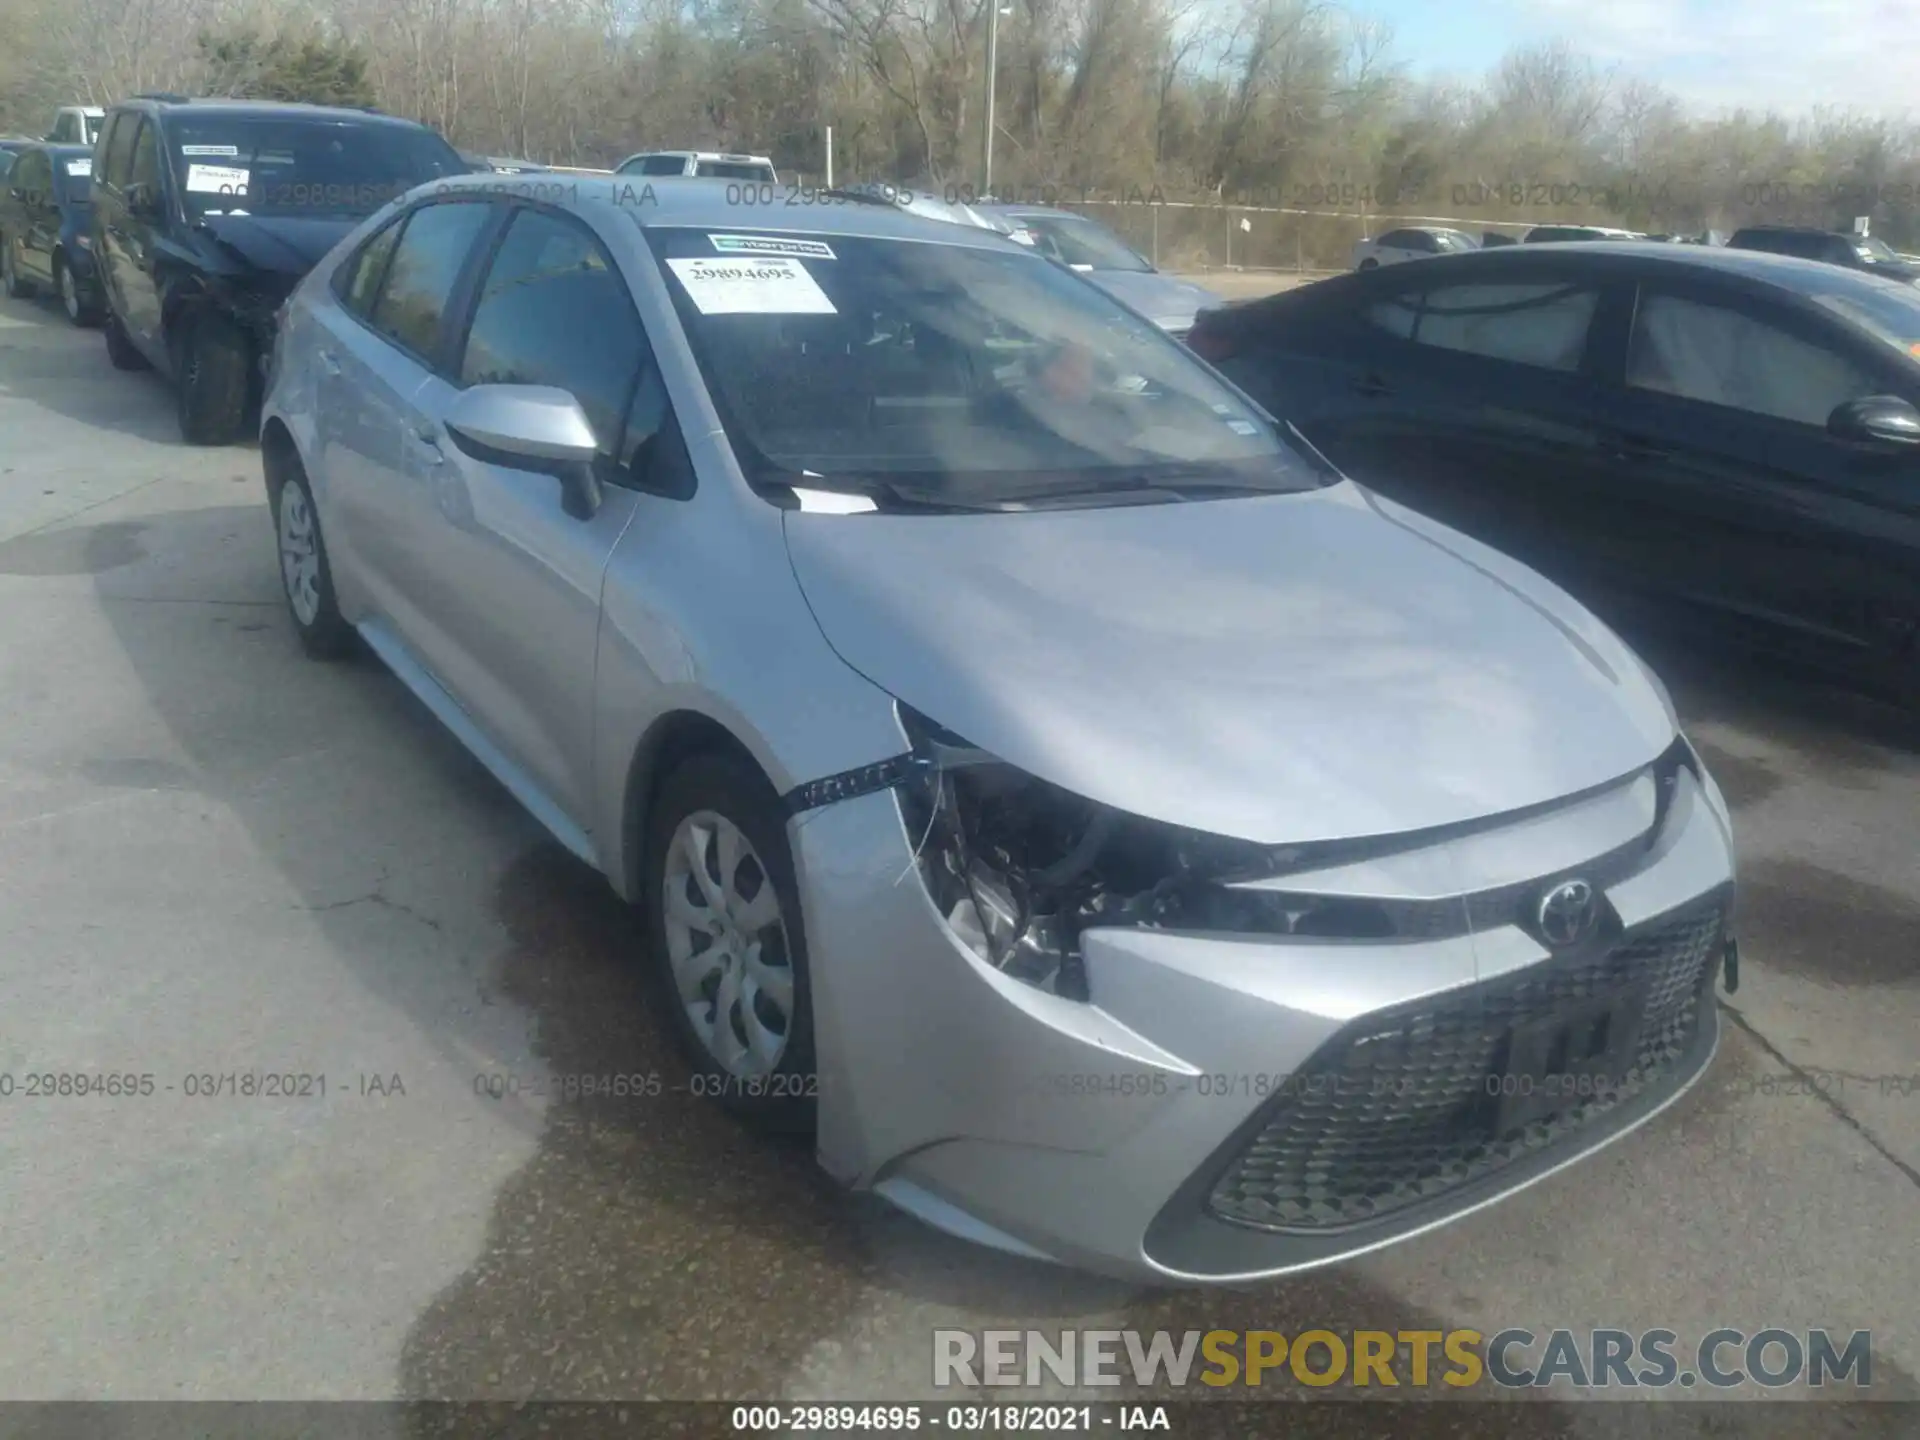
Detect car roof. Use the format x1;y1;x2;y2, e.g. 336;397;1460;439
119;97;433;130
628;150;774;162
420;172;1027;249
1226;239;1920;318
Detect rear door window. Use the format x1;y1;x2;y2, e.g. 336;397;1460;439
334;216;406;319
367;200;494;363
1364;281;1599;371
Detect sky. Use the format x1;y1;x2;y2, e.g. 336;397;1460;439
1362;0;1920;118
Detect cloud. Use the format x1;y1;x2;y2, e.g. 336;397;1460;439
1506;0;1920;117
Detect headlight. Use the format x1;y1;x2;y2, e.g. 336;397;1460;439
891;705;1376;1000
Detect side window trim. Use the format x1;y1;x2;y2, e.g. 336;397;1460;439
332;213;405;314
345;197;503;380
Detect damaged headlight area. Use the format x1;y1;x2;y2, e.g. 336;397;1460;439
889;705;1394;1002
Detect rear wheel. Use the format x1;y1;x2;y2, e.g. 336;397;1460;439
2;239;32;298
1357;257;1379;271
271;464;353;660
104;306;148;370
172;311;252;445
644;752;816;1132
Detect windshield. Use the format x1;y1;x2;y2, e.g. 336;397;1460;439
1014;213;1153;273
1432;229;1480;252
643;225;1320;510
1808;280;1920;362
55;155;93;206
165;116;466;219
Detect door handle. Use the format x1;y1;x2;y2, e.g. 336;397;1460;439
318;349;341;377
1352;373;1391;399
411;424;444;464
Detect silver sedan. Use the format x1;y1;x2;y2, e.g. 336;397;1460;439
260;175;1737;1283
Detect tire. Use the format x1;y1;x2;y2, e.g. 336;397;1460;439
56;254;100;327
270;464;354;660
1357;257;1379;271
2;238;32;298
644;752;817;1132
172;310;252;445
104;306;148;371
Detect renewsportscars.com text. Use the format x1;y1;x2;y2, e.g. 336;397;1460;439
933;1328;1873;1390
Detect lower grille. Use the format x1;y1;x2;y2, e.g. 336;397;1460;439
1207;904;1725;1232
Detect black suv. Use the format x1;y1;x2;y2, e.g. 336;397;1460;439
1726;226;1920;282
91;96;468;443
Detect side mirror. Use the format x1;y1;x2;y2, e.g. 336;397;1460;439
443;384;604;519
1828;394;1920;446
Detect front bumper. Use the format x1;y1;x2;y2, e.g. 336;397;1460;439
791;759;1735;1284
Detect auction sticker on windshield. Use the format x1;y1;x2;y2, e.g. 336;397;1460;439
666;256;836;315
66;158;91;176
181;145;240;157
186;164;250;195
708;233;836;260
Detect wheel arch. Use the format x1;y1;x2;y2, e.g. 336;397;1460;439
619;709;779;902
260;416;300;501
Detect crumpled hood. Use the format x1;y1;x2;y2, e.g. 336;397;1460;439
197;214;360;277
1083;270;1224;330
784;482;1676;845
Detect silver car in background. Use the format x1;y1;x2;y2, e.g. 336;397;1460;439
979;203;1223;338
261;176;1737;1283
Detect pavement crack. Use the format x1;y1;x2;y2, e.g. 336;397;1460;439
1721;1000;1920;1192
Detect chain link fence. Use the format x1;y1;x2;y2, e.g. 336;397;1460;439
1057;199;1537;275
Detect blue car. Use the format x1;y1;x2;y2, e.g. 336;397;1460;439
1;142;102;324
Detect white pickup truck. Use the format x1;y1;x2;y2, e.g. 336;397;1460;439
46;107;105;146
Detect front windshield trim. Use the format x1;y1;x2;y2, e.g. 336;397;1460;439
641;223;1323;511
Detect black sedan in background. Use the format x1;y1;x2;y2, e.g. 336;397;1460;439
1188;243;1920;705
1;143;101;324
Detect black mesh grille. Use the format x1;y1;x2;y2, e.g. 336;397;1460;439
1207;904;1726;1232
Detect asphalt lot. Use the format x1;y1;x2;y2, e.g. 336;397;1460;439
1;278;1917;1434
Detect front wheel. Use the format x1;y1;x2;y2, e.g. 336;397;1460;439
56;256;100;326
173;311;252;445
1357;257;1379;271
271;465;354;660
644;753;816;1132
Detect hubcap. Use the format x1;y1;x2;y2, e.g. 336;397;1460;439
661;812;794;1077
278;483;322;626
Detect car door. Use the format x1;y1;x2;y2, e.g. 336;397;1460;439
111;117;167;352
316;197;499;654
401;202;662;826
5;151;52;284
1596;278;1920;684
1270;266;1620;581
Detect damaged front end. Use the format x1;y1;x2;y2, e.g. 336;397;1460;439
883;706;1395;1001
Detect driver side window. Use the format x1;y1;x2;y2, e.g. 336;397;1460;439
1627;291;1878;427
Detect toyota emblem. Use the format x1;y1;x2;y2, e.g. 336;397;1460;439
1537;879;1598;947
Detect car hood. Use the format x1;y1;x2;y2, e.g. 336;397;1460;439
783;482;1676;844
197;214;361;277
1864;259;1920;283
1082;270;1223;330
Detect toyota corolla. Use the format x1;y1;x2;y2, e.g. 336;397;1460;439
260;176;1737;1283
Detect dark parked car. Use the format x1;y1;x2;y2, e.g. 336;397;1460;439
1726;226;1920;284
1187;242;1920;704
2;143;104;324
91;95;467;443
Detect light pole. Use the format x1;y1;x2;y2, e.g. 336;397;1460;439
981;1;1009;197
